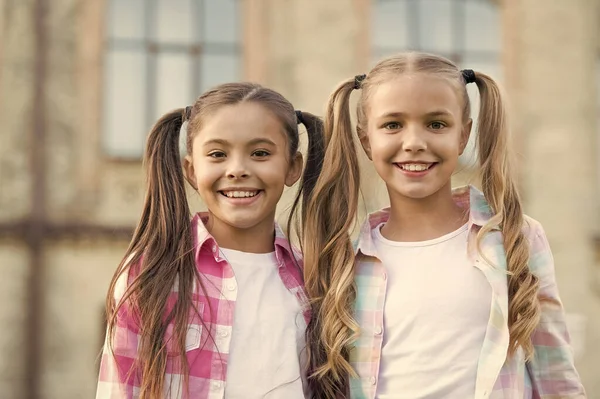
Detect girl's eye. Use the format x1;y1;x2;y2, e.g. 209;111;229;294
383;122;401;130
252;150;270;157
429;121;446;130
208;151;226;158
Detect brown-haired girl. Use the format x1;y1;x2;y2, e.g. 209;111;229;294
96;82;324;399
303;53;586;398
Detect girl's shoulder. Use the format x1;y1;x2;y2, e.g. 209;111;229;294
273;222;303;259
522;215;546;238
112;252;142;302
469;186;548;243
519;215;557;280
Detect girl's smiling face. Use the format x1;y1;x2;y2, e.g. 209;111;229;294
184;101;302;233
362;73;472;201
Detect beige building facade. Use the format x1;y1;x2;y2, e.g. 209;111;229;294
0;0;598;398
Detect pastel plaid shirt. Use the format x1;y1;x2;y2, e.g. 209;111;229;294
96;213;310;399
349;186;586;399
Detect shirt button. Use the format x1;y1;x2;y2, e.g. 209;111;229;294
219;330;229;337
369;376;376;385
227;283;236;291
374;326;382;335
211;381;222;389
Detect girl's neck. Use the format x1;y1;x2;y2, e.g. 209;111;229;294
204;212;276;254
381;183;468;242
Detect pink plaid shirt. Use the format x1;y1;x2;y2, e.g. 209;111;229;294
349;186;586;399
96;213;310;399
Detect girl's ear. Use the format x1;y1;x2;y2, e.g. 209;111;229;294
285;152;303;187
359;129;373;160
459;118;473;155
183;155;198;190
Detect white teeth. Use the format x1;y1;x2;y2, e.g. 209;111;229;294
223;191;258;198
400;163;431;171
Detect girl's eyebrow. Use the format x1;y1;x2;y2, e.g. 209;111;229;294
424;110;453;118
247;138;277;146
202;138;229;146
202;138;277;147
376;111;407;119
376;110;454;119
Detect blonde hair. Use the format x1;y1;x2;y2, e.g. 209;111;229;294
303;52;540;398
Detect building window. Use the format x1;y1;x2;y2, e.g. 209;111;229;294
102;0;241;158
372;0;501;161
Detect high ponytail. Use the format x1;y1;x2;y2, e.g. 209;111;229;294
473;71;540;359
105;108;200;398
287;111;326;247
303;79;361;398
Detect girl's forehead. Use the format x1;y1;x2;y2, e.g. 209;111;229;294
367;74;463;117
193;102;290;147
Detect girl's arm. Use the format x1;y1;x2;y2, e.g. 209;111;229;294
96;273;141;399
526;221;587;398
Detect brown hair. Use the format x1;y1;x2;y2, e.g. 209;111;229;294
303;52;540;398
104;82;324;398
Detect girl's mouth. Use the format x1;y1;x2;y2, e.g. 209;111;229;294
219;190;261;198
394;162;437;176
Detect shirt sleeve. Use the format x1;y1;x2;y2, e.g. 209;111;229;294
96;269;141;399
525;221;587;398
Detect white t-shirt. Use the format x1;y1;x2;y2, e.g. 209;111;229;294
372;223;491;398
220;248;306;399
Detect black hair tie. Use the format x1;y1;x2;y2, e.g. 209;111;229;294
184;105;193;121
461;69;476;84
354;74;366;90
295;110;305;125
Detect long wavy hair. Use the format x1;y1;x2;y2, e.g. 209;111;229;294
104;82;324;398
303;52;540;398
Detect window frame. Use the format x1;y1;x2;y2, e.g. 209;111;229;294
101;0;241;159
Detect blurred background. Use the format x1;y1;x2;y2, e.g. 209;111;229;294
0;0;598;398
